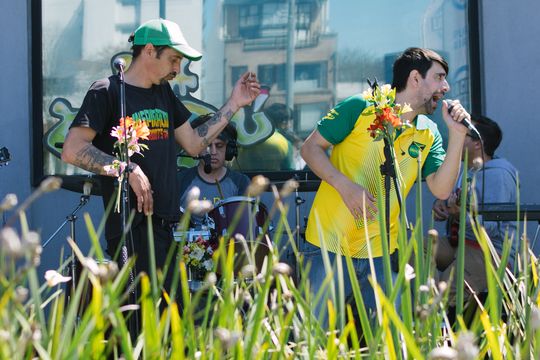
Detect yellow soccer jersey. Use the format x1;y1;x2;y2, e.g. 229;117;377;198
305;95;445;258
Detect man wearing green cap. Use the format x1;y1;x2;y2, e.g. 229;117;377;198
62;18;260;300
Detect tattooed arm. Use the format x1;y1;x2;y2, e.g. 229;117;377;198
62;127;115;175
174;71;260;155
62;126;153;214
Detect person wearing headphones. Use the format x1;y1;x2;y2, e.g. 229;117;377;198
177;123;250;226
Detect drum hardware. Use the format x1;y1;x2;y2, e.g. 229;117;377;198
175;196;271;281
42;181;93;306
207;196;271;274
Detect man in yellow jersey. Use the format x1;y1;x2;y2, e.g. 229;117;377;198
301;47;470;322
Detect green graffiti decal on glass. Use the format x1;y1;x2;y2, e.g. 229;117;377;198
43;52;273;174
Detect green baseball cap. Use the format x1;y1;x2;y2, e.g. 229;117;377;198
132;18;202;61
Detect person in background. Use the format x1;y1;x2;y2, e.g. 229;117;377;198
432;114;518;305
301;47;470;323
236;103;296;171
177;123;250;226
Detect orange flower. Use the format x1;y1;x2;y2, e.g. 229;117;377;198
133;120;150;140
377;107;402;128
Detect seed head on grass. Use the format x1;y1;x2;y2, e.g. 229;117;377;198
187;199;213;215
0;193;17;211
0;227;23;259
455;332;478;360
279;178;299;198
247;175;269;197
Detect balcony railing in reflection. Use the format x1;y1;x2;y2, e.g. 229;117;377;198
240;36;320;51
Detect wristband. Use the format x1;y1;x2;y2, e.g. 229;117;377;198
126;162;137;173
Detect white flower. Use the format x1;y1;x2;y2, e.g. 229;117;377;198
202;259;213;271
380;84;392;96
404;263;416;281
44;270;71;287
191;248;204;261
361;88;373;101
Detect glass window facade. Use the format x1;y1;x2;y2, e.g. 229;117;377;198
37;0;473;184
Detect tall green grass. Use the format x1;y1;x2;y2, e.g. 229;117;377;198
1;175;539;359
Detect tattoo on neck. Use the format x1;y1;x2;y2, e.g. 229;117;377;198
75;144;115;175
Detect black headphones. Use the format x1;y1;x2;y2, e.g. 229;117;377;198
220;123;238;161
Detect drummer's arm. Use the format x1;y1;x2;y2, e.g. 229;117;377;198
62;126;153;215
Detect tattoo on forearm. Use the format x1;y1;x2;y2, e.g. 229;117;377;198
75;144;115;175
196;109;235;138
197;111;220;137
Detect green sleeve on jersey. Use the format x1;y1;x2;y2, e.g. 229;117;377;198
422;123;446;178
317;95;368;144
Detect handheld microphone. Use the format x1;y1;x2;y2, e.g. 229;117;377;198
113;58;126;73
446;100;481;140
202;154;212;174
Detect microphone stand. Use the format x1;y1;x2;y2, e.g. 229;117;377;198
293;174;305;283
366;78;405;276
380;137;405;249
116;61;139;336
43;190;90;297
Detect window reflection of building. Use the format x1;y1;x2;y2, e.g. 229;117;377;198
224;0;337;168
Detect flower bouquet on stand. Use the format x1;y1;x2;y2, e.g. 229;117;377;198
362;83;412;144
103;116;150;212
182;235;216;290
362;82;412;256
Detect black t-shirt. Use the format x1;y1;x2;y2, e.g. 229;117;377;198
71;75;191;239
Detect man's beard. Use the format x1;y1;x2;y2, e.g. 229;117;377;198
421;97;435;115
420;93;442;115
160;72;177;84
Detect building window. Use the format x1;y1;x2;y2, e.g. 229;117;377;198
296;3;312;30
257;64;286;91
295;62;327;90
239;5;260;39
